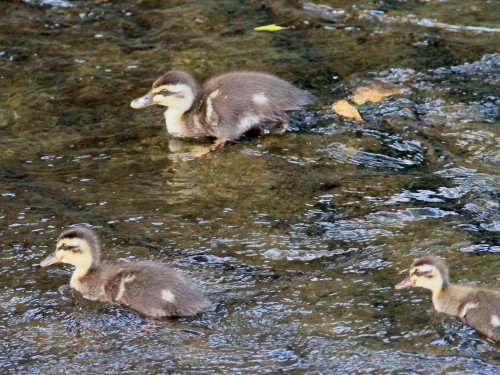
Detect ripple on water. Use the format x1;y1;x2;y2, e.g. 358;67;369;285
323;143;418;169
22;0;75;8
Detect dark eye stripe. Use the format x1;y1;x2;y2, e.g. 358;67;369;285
158;89;179;96
413;270;432;277
59;244;78;251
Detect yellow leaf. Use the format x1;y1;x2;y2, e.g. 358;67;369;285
331;100;364;122
254;24;287;31
350;83;404;105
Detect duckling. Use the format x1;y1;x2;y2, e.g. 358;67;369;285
395;255;500;342
130;70;314;150
40;227;210;318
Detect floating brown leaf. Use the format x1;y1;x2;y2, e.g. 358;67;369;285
350;83;404;105
331;100;364;122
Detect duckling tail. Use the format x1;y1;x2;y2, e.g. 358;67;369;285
300;90;316;106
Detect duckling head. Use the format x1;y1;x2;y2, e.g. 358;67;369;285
40;227;101;273
130;70;197;113
395;255;450;293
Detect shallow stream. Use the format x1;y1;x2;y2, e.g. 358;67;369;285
0;0;499;373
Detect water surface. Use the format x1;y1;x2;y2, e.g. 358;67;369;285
1;0;499;373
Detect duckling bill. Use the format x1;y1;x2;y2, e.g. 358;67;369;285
40;227;210;318
131;70;314;149
395;255;500;342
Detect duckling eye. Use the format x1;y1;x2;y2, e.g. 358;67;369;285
413;269;433;278
61;243;69;250
160;89;170;95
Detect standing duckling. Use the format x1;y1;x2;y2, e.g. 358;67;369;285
395;255;500;342
40;227;210;318
130;70;313;150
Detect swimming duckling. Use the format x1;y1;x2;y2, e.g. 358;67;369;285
130;70;313;150
40;227;210;318
395;255;500;342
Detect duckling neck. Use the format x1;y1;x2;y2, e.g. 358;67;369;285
164;108;208;138
70;264;91;284
431;283;468;316
164;108;189;137
69;258;100;288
